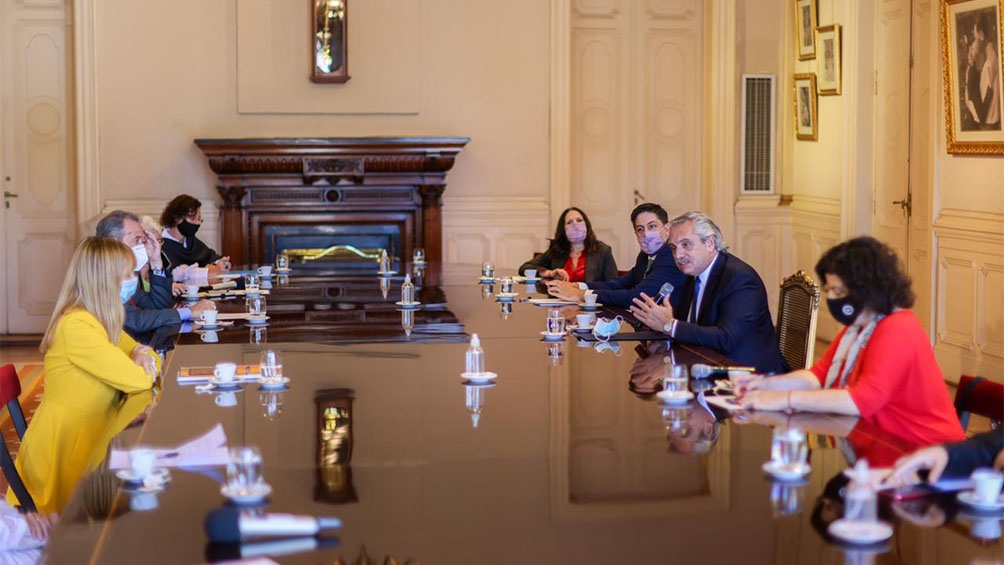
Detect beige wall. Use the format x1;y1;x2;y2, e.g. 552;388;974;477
93;0;551;209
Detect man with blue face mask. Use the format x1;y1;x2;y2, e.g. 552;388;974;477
97;210;215;337
546;203;685;308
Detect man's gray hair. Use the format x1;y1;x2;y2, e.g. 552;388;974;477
95;210;141;240
670;211;728;253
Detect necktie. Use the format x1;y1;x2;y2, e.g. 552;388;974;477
689;278;701;322
643;256;655;279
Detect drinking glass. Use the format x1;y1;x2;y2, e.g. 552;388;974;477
259;349;283;385
546;308;566;335
226;446;264;491
275;253;290;271
481;262;495;279
500;277;513;293
413;247;426;263
245;273;261;296
662;364;689;397
246;295;267;323
770;428;808;468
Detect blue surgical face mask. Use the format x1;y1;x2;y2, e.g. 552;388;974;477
120;276;139;303
592;315;623;341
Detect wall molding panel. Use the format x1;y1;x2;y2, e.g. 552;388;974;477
934;211;1004;383
443;196;550;274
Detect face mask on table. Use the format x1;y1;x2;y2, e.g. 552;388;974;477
592;315;623;342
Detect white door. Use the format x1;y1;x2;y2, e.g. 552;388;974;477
570;0;703;267
872;0;933;333
1;0;76;333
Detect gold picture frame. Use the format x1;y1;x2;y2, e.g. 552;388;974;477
795;0;817;60
794;73;818;141
816;24;842;95
940;0;1004;155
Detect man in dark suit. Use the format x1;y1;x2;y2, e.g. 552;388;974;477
546;203;685;308
630;211;788;374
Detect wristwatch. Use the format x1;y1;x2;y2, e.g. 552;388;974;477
151;267;165;277
662;320;674;336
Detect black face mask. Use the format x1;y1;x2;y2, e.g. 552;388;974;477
827;296;862;326
178;220;200;238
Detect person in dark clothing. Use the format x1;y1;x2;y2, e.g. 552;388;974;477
159;195;230;271
887;429;1004;485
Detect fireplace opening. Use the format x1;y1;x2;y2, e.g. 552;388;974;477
263;223;401;271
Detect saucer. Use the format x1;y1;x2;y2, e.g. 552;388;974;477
656;390;695;404
478;277;496;284
568;323;593;333
221;483;273;505
195;324;222;331
761;461;812;481
208;376;243;390
275;267;292;273
539;330;567;341
461;371;498;383
957;491;1004;511
116;467;170;486
377;271;397;277
523;277;540;283
258;378;290;390
496;293;518;302
247;316;270;326
580;303;602;311
395;301;422;309
828;519;894;545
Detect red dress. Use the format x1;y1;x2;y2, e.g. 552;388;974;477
562;254;586;283
809;310;965;447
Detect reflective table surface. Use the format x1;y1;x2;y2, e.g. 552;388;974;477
44;266;1002;564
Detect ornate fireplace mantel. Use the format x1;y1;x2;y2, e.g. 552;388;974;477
194;137;469;267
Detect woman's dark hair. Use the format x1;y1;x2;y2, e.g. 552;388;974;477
160;195;202;229
815;236;915;314
545;207;599;255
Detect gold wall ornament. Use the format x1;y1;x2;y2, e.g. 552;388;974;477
312;0;350;83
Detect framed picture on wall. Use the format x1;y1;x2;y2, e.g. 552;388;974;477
795;0;817;60
816;24;842;94
794;73;818;141
940;0;1004;155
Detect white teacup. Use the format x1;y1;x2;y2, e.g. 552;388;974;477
214;362;238;383
524;269;538;280
186;284;200;297
201;310;218;325
971;468;1004;503
215;391;238;407
128;446;156;481
200;331;219;343
575;313;595;329
583;292;598;306
257;265;273;277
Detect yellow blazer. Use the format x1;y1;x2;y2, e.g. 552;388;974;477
6;309;157;514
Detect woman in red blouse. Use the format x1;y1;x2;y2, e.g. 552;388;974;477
519;207;618;284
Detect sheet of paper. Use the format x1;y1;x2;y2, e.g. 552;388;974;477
109;423;230;469
216;312;252;320
527;298;579;306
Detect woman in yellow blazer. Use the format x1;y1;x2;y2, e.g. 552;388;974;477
7;237;159;515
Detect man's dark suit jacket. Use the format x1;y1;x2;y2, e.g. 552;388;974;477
124;271;182;337
669;253;789;374
589;244;685;309
518;242;619;284
944;430;1004;478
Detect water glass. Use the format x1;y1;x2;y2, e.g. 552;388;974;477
245;273;261;296
662;364;689;397
226;446;264;491
275;253;290;271
546;308;566;335
246;295;267;322
413;247;426;263
770;428;808;468
259;349;284;385
500;277;513;293
481;262;495;279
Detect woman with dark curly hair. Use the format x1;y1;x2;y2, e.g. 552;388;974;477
518;207;617;283
735;237;965;446
159;195;230;272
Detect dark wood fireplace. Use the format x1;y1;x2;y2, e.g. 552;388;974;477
194;137;469;268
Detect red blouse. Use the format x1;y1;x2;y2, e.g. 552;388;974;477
562;254;586;283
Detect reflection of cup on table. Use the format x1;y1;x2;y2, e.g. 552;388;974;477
200;331;219;343
130;491;160;511
970;515;1003;540
128;446;156;481
575;313;595;329
583;291;598;306
215;392;238;407
214;362;238;384
971;468;1004;503
524;269;537;279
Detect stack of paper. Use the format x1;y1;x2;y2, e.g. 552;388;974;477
109;423;230;469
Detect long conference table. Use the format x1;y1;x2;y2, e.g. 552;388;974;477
42;263;1001;564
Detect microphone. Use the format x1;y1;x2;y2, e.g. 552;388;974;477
690;363;756;379
205;508;343;543
656;282;674;304
205;536;340;562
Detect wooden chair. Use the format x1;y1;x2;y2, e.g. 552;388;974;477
0;364;36;512
954;375;1003;433
775;271;820;370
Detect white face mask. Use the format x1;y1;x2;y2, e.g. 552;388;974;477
592;315;623;342
131;244;149;271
